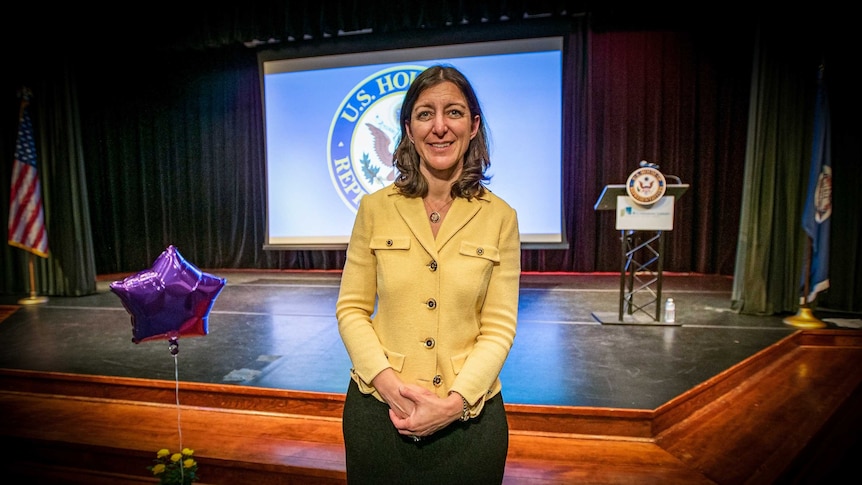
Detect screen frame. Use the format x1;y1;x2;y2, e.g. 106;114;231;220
258;23;571;251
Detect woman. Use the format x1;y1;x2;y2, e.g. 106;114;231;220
336;64;520;484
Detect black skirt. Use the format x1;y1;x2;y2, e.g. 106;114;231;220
342;379;509;485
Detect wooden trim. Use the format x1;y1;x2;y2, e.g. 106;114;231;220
1;329;860;484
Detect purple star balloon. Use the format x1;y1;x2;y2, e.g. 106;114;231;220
110;245;226;344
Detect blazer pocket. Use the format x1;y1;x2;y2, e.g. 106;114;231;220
459;241;500;263
370;237;411;251
450;350;469;375
383;346;406;372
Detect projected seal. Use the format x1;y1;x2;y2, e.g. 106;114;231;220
327;65;427;212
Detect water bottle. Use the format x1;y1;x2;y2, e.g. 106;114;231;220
664;298;676;323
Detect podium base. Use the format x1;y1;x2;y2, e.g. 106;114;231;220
591;311;681;326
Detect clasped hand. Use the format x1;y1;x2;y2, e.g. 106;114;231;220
388;384;462;438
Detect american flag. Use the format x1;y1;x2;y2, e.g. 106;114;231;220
7;89;49;258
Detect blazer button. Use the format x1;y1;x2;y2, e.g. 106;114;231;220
424;338;435;349
386;239;393;247
426;298;437;309
428;260;438;271
432;375;442;386
476;247;484;256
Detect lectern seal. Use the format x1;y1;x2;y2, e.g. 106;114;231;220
626;166;666;206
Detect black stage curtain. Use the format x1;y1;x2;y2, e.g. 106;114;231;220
731;14;861;315
531;25;755;275
1;4;859;313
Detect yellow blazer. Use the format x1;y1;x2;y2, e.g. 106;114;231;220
336;184;520;418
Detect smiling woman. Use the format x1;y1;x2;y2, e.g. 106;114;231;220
336;65;521;484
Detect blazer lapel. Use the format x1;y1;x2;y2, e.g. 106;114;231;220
394;196;438;256
434;197;481;250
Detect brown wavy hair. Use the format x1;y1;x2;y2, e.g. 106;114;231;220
393;65;490;200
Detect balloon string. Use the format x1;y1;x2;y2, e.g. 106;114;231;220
173;349;185;483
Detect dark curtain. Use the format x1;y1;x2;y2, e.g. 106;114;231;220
825;52;862;312
731;21;817;316
1;4;859;312
732;13;861;314
526;22;754;274
77;46;278;272
0;53;97;297
74;44;349;274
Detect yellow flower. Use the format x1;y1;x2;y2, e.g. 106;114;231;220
148;447;199;483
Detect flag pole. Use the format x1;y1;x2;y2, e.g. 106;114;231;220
783;236;824;328
9;86;49;305
785;62;830;329
18;253;48;305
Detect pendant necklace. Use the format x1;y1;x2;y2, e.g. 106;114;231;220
424;197;454;224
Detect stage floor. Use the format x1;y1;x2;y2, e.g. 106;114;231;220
0;271;845;410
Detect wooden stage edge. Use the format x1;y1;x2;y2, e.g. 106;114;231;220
1;329;860;484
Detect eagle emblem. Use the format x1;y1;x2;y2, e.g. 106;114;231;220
365;123;397;181
626;165;666;206
328;65;426;212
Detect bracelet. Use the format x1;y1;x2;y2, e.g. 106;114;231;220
458;395;470;422
450;391;470;421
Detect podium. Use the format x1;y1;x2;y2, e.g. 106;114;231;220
591;182;689;325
